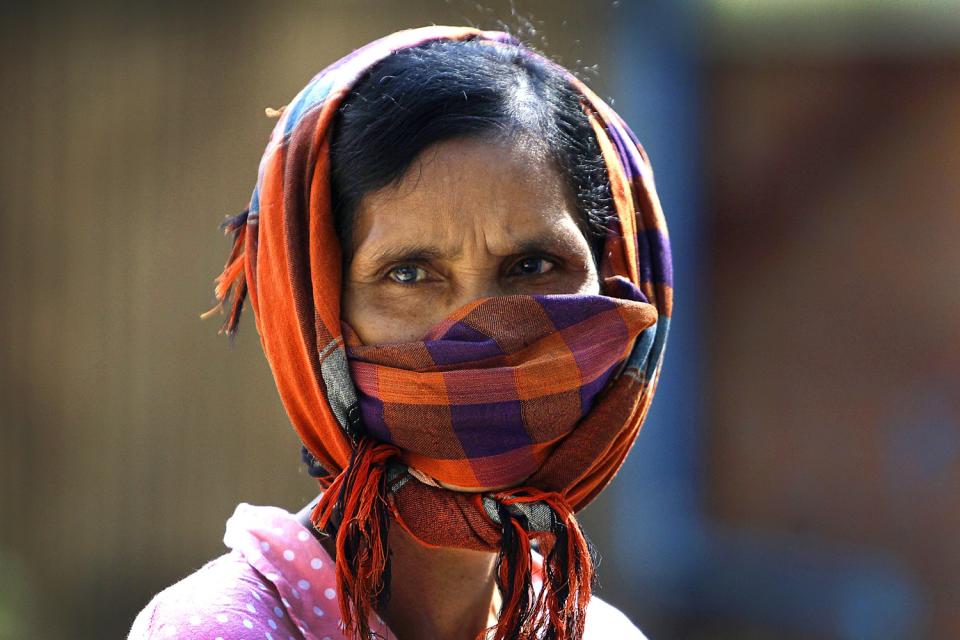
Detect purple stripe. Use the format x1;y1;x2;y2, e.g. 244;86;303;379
603;276;648;303
614;115;647;183
606;119;640;183
537;294;617;331
450;401;530;458
602;114;673;290
357;394;392;442
636;228;673;288
561;311;629;383
579;360;619;415
425;321;505;365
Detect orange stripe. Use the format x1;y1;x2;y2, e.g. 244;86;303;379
511;335;583;399
256;144;352;470
403;454;481;488
469;446;545;489
308;99;343;345
375;367;449;405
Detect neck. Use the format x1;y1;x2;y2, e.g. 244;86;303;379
297;496;500;640
384;522;499;640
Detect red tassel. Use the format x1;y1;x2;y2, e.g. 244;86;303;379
489;490;594;640
544;492;593;640
200;210;249;336
489;505;535;640
311;439;400;640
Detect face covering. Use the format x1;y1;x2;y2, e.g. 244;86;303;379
204;25;673;640
345;287;656;491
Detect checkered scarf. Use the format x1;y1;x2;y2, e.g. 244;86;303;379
205;26;673;640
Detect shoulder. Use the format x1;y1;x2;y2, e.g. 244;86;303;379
584;594;649;640
127;550;300;639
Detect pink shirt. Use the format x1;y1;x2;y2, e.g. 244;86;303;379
128;503;647;639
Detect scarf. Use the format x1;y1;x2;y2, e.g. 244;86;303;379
204;26;673;640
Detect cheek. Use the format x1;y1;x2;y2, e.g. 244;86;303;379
576;261;601;295
342;281;440;344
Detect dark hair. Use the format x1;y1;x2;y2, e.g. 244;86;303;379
329;38;613;261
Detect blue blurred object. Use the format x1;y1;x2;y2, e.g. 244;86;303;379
605;2;926;638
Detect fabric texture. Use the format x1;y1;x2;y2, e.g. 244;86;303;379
127;503;648;640
345;290;656;489
204;25;673;640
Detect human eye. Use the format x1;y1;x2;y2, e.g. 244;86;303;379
386;264;429;284
508;255;556;277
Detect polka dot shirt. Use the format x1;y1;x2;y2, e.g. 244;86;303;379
127;503;647;639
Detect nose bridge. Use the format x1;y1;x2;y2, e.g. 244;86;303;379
446;263;505;312
451;276;501;310
437;220;513;314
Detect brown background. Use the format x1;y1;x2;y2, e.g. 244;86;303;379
707;57;960;637
3;2;959;639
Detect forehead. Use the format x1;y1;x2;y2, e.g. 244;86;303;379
350;137;586;257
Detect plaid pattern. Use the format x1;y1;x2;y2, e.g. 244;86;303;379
209;24;672;552
346;291;657;488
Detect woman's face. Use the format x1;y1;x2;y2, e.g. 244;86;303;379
342;137;601;345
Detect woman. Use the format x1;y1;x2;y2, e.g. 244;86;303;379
130;25;671;640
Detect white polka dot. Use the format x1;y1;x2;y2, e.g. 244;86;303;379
251;589;262;601
283;549;295;561
265;633;273;640
313;606;324;617
266;572;280;581
298;579;311;590
243;619;254;629
322;636;332;640
310;557;323;570
273;606;284;617
189;614;201;626
273;527;284;537
260;541;271;552
216;637;224;640
291;588;300;599
216;614;228;623
297;530;310;541
246;602;256;613
324;587;336;600
268;619;278;630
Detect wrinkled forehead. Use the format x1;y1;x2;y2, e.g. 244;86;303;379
347;137;591;265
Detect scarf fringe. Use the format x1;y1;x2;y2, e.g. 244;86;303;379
487;490;594;640
491;502;535;639
308;452;594;640
200;209;249;335
311;438;399;639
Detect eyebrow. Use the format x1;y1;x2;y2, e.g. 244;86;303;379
361;243;456;267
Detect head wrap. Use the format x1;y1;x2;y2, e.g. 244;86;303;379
205;25;673;640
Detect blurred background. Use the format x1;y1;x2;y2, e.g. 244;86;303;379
2;1;958;638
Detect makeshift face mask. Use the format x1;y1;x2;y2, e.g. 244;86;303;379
204;25;673;640
345;284;657;491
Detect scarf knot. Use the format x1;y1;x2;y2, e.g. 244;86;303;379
486;489;595;640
